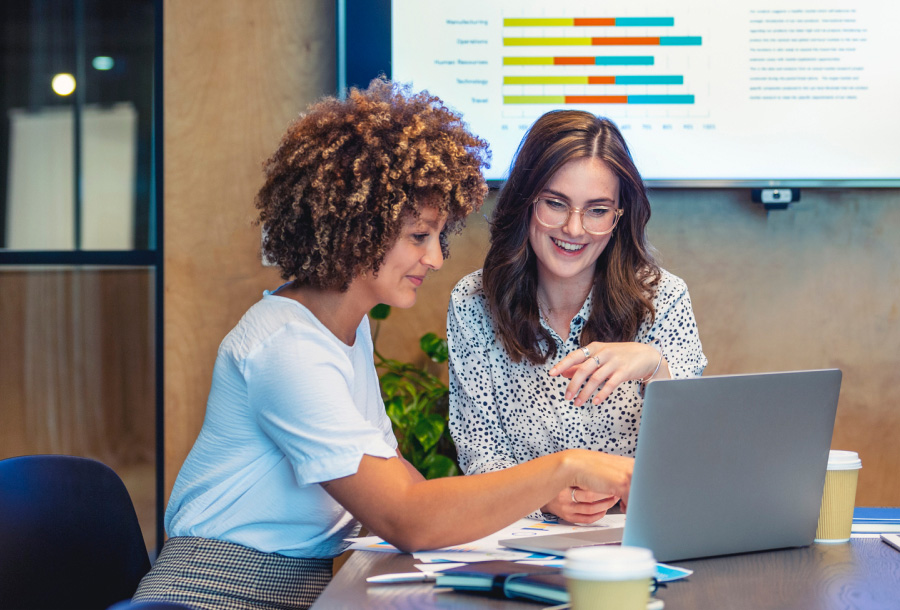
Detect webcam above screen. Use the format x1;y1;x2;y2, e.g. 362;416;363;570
339;0;900;188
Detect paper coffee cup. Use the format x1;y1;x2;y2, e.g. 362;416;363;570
564;545;656;610
814;450;861;543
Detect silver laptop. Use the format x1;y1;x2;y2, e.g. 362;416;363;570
500;369;842;562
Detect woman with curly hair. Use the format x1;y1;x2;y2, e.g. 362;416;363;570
132;82;633;610
448;110;707;525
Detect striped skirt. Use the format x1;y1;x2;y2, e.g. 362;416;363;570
132;537;333;610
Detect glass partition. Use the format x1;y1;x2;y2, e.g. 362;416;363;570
1;0;155;251
0;0;160;553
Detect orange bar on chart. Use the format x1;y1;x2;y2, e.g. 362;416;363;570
565;95;629;104
554;56;596;65
573;18;616;26
591;37;660;45
586;76;616;84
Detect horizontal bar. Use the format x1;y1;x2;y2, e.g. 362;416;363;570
503;75;681;85
615;17;675;26
503;56;555;65
504;76;614;85
504;37;594;46
503;94;695;104
615;75;683;85
505;76;587;85
574;18;617;26
627;95;695;103
555;56;599;65
503;56;655;66
504;18;575;27
564;95;629;103
505;36;701;47
591;37;660;45
504;95;568;104
502;17;675;27
505;37;667;46
593;55;655;65
0;250;159;266
660;36;702;46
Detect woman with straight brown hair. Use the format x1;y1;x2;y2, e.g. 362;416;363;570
448;110;707;525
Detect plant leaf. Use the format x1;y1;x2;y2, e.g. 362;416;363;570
370;304;391;320
420;333;449;363
413;413;446;451
421;453;459;479
385;396;405;427
379;372;405;398
374;319;456;480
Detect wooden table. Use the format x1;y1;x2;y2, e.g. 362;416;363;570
312;538;900;609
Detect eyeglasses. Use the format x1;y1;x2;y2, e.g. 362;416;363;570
533;197;623;236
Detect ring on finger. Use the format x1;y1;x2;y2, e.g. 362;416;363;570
581;346;591;360
571;488;579;504
593;355;601;367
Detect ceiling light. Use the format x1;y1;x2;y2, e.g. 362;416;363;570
51;73;76;96
92;56;114;71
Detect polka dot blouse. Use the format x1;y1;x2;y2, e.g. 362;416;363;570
447;268;707;505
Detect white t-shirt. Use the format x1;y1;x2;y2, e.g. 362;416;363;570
165;290;398;558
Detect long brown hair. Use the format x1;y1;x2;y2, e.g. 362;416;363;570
482;110;660;365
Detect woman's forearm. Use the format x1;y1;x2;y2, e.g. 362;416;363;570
324;449;632;552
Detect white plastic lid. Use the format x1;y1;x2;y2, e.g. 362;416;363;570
827;450;862;471
563;545;656;581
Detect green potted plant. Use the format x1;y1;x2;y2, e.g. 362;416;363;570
370;304;459;479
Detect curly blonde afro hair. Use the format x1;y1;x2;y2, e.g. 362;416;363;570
255;78;490;291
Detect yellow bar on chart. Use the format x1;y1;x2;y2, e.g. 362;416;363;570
503;56;555;65
504;95;567;104
504;37;593;46
503;18;575;27
504;76;588;85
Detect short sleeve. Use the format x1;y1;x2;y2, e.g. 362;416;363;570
243;323;397;486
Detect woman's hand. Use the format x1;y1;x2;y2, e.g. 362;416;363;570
542;488;620;524
549;342;668;406
562;449;633;511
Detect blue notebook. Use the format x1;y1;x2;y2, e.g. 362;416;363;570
435;561;568;605
434;560;668;606
852;507;900;533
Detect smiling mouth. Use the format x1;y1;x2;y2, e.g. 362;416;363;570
552;237;586;253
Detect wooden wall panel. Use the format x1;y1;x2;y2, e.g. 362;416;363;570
0;269;156;548
0;269;154;459
163;1;334;500
647;189;900;507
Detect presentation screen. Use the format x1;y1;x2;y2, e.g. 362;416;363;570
341;0;900;187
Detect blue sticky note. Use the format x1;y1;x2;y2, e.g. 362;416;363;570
655;563;693;582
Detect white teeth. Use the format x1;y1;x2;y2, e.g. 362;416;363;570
552;238;585;252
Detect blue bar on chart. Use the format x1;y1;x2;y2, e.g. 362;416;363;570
615;75;683;85
627;95;694;104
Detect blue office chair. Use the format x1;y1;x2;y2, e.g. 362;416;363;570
0;454;152;610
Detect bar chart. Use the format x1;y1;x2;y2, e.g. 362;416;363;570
390;0;898;183
501;14;703;110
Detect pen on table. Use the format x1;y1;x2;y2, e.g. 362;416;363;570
542;601;664;610
366;571;437;584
